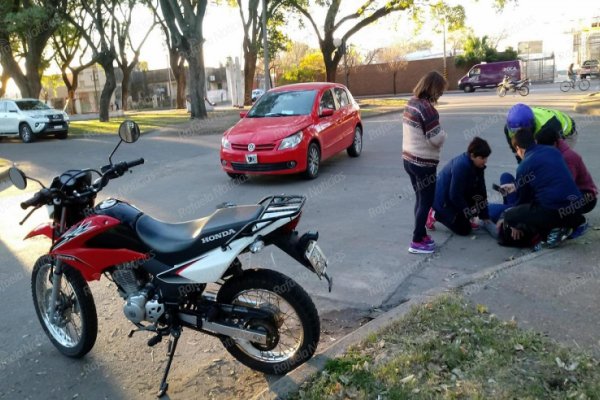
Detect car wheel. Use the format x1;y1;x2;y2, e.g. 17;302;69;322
227;172;247;180
347;126;362;157
463;84;474;93
55;131;68;140
19;123;34;143
303;142;320;180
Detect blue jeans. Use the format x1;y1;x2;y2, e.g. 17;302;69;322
488;172;518;223
403;160;437;242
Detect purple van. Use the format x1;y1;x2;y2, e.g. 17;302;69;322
458;60;522;93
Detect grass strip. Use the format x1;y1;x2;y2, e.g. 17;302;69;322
294;294;600;400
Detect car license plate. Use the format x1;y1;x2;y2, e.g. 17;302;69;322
246;154;257;164
54;125;63;129
305;240;327;277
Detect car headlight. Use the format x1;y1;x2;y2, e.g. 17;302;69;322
32;115;47;120
63;112;70;121
221;136;231;149
278;131;303;150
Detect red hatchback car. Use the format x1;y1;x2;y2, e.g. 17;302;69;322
220;82;362;179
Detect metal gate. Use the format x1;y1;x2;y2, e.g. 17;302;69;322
523;56;555;83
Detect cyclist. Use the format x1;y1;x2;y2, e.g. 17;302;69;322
504;103;577;163
567;63;576;84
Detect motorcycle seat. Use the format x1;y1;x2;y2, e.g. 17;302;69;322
135;205;264;258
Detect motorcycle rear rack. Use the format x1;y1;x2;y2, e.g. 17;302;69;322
221;195;305;249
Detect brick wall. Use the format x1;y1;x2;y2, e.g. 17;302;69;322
335;56;470;96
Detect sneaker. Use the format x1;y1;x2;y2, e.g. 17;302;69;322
423;235;435;246
470;218;480;230
568;222;588;240
426;208;436;230
545;227;569;248
409;240;435;254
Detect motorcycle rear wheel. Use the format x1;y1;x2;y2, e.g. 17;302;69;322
31;255;98;358
217;269;320;375
518;86;529;96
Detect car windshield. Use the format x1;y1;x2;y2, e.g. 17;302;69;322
248;90;316;117
16;100;50;111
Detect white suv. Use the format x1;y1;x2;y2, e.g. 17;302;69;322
0;99;69;143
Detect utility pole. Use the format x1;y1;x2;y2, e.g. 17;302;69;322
442;18;448;80
262;0;270;91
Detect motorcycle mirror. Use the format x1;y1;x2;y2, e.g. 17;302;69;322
118;120;141;143
8;167;27;190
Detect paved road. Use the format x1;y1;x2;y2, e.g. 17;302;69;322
1;83;598;399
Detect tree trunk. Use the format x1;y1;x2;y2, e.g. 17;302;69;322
176;71;186;109
243;49;257;106
170;49;186;109
0;71;9;98
393;71;397;95
121;68;131;111
98;64;117;122
187;52;207;119
322;43;342;83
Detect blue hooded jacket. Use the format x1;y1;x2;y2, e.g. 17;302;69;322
433;152;489;221
515;144;582;209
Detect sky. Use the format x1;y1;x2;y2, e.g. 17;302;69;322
140;0;599;70
4;0;600;97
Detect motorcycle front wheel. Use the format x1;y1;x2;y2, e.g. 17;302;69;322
217;269;320;375
31;255;98;358
497;87;506;97
518;86;530;96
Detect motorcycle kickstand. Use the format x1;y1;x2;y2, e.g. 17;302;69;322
157;327;182;398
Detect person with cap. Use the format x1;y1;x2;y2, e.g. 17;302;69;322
504;103;577;163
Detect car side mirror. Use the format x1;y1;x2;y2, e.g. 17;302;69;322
320;108;335;118
239;111;248;118
118;120;140;143
8;167;27;190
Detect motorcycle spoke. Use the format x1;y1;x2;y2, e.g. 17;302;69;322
231;289;304;363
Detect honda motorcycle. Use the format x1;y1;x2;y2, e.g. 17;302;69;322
497;75;530;97
8;121;332;397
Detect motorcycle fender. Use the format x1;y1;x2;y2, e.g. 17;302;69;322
24;222;54;240
271;230;319;273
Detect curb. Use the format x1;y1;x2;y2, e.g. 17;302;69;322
253;247;550;400
0;158;11;182
574;93;600;116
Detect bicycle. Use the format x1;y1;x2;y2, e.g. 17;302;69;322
560;78;590;92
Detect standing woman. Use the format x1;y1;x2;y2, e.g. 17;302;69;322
402;71;448;254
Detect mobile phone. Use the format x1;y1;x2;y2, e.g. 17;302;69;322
493;183;507;196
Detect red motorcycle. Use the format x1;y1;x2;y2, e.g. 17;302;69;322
8;121;331;397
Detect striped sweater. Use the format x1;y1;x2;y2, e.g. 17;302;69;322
402;97;447;167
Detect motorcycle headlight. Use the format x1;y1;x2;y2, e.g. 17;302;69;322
221;136;231;149
278;131;303;150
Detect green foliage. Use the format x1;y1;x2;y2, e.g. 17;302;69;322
280;51;325;83
454;35;518;68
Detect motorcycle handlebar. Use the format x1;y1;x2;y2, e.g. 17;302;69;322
20;190;48;209
126;158;145;169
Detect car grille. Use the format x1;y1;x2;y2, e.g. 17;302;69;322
231;162;292;172
231;143;276;151
50;114;64;121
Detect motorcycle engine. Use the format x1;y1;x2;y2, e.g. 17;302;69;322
111;262;164;324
